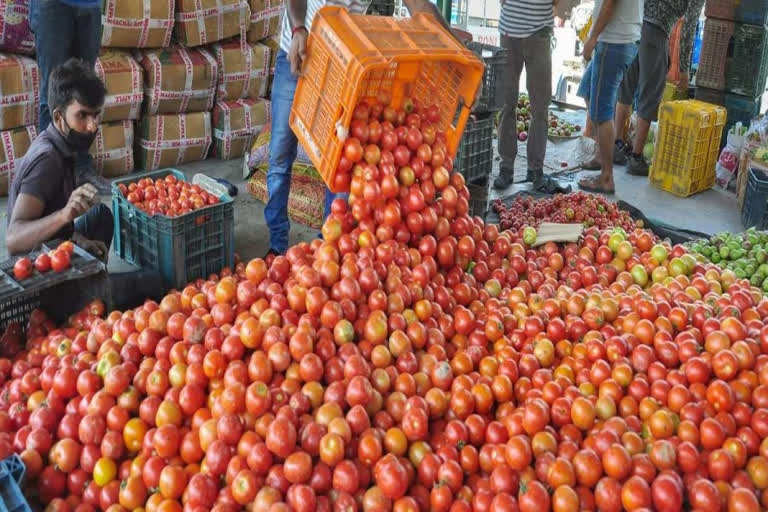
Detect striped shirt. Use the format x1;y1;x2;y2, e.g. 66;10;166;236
280;0;371;53
499;0;554;39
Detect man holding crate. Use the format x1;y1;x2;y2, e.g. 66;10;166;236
612;0;705;176
264;0;454;257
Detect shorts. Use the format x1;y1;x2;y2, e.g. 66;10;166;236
618;20;670;121
577;41;638;122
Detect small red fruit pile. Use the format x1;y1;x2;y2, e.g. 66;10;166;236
492;192;640;233
12;241;74;281
117;175;220;218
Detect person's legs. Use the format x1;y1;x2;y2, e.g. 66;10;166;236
628;21;669;176
614;49;641;165
580;42;638;193
523;27;553;175
73;203;114;250
30;0;75;133
494;35;524;190
265;50;299;254
576;61;600;169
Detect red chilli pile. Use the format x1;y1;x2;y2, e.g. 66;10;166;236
1;98;768;512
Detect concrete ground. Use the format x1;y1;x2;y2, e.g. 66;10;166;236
0;112;744;271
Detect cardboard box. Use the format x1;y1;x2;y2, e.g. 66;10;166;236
0;54;38;131
213;98;270;160
213;40;270;101
0;0;33;55
137;111;212;170
140;46;218;115
101;0;175;49
90;121;134;178
95;51;144;122
175;0;250;47
262;34;279;75
247;0;283;42
0;124;36;196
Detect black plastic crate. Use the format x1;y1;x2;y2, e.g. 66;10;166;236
694;86;726;106
737;0;768;25
0;243;101;299
367;0;395;16
467;182;488;219
741;166;768;228
727;24;768;98
466;42;507;113
0;293;39;332
454;114;494;185
112;169;235;290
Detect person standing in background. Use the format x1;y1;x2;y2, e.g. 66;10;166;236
577;0;642;194
613;0;705;176
494;0;568;193
29;0;110;193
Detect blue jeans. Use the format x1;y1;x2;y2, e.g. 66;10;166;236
266;50;341;253
75;203;114;250
577;41;638;123
30;0;102;133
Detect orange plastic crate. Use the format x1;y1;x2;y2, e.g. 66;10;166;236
289;6;484;192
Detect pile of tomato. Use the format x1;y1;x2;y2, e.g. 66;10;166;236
117;175;220;218
491;193;640;234
2;97;768;512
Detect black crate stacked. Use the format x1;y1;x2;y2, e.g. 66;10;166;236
454;41;504;220
700;0;768;138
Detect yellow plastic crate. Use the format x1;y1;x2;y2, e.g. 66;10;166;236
649;100;727;197
661;82;687;104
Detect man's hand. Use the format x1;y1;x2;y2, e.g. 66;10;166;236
677;72;689;92
583;36;596;61
288;29;308;75
72;232;108;262
62;184;98;223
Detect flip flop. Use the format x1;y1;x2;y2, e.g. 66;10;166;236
578;176;614;194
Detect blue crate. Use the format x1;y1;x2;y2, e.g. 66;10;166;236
0;455;30;512
737;0;768;25
741;166;768;228
112;169;235;290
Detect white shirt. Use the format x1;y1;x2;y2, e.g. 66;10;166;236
499;0;554;39
280;0;371;53
592;0;643;44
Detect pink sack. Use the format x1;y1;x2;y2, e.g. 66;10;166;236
0;0;33;55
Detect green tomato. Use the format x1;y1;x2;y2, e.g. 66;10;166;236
522;226;537;246
711;252;721;264
762;276;768;293
608;232;625;253
668;258;688;277
719;246;730;259
746;264;756;276
630;264;649;287
735;268;746;279
751;274;763;287
650;244;668;264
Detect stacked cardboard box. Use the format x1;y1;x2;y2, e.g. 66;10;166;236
0;53;38;195
175;0;250;47
90;50;145;178
101;0;175;49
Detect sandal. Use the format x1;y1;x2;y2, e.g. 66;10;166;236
578;176;615;194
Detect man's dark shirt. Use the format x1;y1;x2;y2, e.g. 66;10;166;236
6;124;75;241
